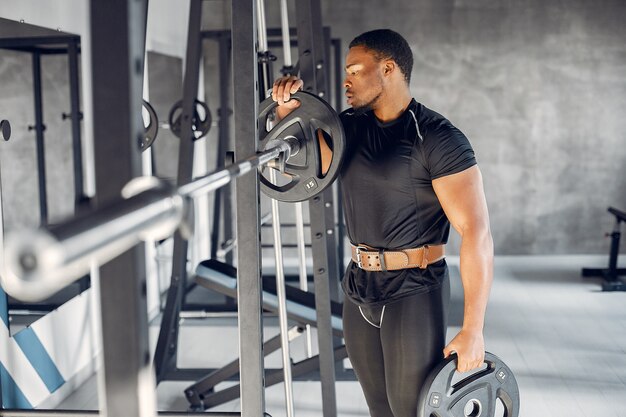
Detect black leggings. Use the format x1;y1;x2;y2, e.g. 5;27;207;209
342;276;450;417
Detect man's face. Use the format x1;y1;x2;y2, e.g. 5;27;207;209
344;45;384;112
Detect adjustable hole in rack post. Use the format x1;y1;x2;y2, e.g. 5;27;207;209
1;120;11;141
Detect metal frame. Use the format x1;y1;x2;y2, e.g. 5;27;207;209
0;2;348;416
30;51;48;224
66;40;86;208
231;0;266;415
153;0;205;383
0;18;86;225
210;33;235;268
184;326;301;408
294;2;340;416
256;2;296;415
184;259;354;410
0;19;87;410
186;344;349;410
89;0;156;416
1;2;348;415
148;9;351;416
198;28;345;302
4;1;272;415
153;18;346;380
0;19;88;314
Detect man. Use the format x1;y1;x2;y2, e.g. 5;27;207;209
272;29;493;417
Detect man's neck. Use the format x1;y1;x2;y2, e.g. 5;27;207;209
372;88;412;123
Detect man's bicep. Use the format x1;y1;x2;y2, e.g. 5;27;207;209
431;165;490;235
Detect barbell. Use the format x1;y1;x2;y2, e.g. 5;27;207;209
1;91;345;302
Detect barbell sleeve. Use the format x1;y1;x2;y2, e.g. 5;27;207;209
2;182;184;302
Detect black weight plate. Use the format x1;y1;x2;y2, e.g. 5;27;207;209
257;91;345;203
418;352;520;417
168;99;212;140
141;100;158;151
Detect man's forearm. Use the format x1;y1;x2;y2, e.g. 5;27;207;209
458;226;494;332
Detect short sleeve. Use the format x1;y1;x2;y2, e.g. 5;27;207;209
422;121;476;180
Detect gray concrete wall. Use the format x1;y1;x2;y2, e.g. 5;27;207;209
0;50;77;228
2;1;626;256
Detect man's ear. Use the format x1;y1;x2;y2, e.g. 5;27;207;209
383;60;395;76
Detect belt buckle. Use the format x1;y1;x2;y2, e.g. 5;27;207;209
355;245;368;268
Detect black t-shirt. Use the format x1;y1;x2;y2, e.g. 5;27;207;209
339;99;476;306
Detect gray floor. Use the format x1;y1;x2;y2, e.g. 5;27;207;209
56;255;626;417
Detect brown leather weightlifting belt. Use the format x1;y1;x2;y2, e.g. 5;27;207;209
351;243;445;272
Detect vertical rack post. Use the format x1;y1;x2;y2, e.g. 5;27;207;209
90;0;156;415
232;0;266;414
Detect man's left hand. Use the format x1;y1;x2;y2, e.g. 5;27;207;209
443;328;485;373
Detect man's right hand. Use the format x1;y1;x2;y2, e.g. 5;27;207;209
271;75;333;176
272;75;304;121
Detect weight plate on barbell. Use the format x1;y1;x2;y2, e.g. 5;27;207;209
257;91;345;203
168;98;212;140
141;100;158;151
418;352;520;417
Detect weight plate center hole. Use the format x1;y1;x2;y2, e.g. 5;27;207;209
464;399;482;417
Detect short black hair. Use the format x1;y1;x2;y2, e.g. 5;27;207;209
349;29;414;84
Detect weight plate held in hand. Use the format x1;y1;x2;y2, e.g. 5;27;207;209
257;91;345;203
418;351;520;417
168;99;212;140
